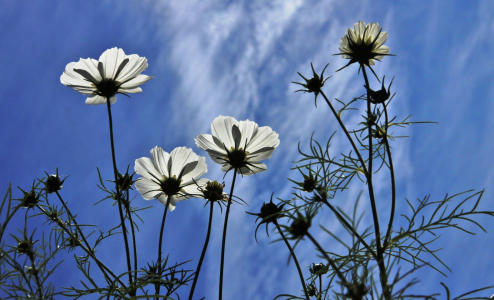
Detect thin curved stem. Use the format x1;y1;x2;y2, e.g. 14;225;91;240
322;200;377;261
274;221;309;300
306;232;347;286
35;204;127;289
361;67;389;300
105;98;133;292
55;191;113;284
383;104;396;249
156;201;169;299
318;274;322;300
319;90;368;176
126;191;138;284
361;67;381;249
219;168;238;300
188;201;214;300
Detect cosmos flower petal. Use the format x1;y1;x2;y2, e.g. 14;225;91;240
135;178;162;200
221;164;233;173
248;148;275;161
135;157;163;183
206;149;229;165
117;54;149;83
98;47;127;80
182;156;207;184
60;62;96;90
195;134;225;153
73;58;103;83
238;120;258;148
150;146;170;178
211;116;237;149
246;127;280;152
120;74;153;89
118;87;142;94
232;124;242;148
85;95;115;105
157;194;176;211
179;178;210;198
169;147;196;177
240;162;267;176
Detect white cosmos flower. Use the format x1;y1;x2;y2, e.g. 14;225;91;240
60;47;153;105
337;21;390;70
134;146;208;211
195;116;280;176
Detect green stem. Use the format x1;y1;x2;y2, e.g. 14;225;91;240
188;201;214;300
383;104;396;249
55;191;113;284
219;168;238;300
361;67;389;300
105;97;133;293
274;221;309;300
319;91;369;176
318;274;322;300
306;232;347;286
156;201;169;299
322;200;377;261
126;191;138;284
35;204;127;289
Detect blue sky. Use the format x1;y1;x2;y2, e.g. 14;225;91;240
1;1;494;299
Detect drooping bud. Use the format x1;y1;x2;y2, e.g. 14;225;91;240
246;193;285;242
365;76;394;104
287;212;312;240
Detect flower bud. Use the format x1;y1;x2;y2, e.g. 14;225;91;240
292;63;330;106
345;282;368;300
17;187;40;209
246;194;285;242
306;283;317;297
45;174;63;193
203;180;226;202
310;263;329;275
287;212;312;240
16;241;34;257
365;76;394;104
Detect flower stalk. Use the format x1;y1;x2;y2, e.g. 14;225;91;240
156;201;169;299
274;221;310;300
218;168;237;300
188;201;214;300
105;97;133;293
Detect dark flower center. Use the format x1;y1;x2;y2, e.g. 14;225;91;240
160;176;182;196
95;79;120;98
227;148;247;168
